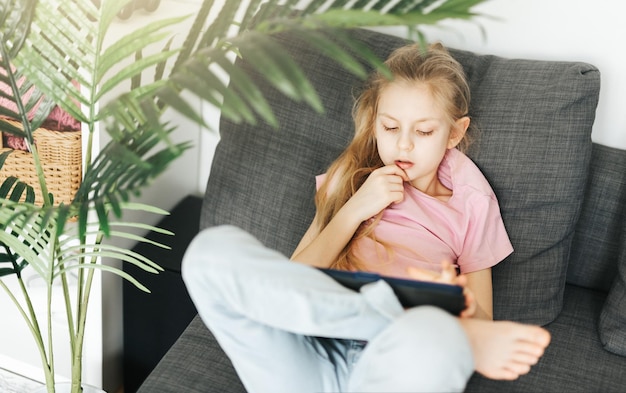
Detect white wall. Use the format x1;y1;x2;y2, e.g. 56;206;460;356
394;0;626;150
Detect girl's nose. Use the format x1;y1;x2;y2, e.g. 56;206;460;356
398;133;414;151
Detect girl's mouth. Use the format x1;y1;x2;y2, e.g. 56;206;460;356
395;160;414;170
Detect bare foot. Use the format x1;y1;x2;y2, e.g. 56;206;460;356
459;318;551;380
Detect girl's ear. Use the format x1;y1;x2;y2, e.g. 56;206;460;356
448;116;470;149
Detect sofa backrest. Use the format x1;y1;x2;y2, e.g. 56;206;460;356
201;28;601;325
568;144;626;291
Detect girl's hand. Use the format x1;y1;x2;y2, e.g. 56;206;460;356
406;261;477;318
406;261;459;285
343;165;408;222
291;165;406;268
459;285;477;318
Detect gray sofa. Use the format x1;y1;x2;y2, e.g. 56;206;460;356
139;28;626;392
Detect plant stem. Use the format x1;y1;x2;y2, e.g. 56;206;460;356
29;143;53;207
57;226;78;351
17;273;55;389
0;278;55;389
71;229;104;393
46;275;55;392
60;264;76;350
72;261;85;393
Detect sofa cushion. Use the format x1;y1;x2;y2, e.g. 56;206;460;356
137;315;246;393
600;232;626;356
452;51;600;324
465;285;626;392
566;143;626;356
578;145;626;355
568;144;626;290
201;28;600;325
140;286;626;393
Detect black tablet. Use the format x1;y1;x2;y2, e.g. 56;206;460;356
319;268;466;316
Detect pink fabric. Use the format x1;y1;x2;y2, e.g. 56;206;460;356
3;133;31;151
316;148;513;278
0;66;80;133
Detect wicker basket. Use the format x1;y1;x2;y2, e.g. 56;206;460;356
0;119;82;205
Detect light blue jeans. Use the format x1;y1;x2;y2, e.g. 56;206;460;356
182;225;474;393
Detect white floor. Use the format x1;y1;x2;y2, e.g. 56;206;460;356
0;367;43;392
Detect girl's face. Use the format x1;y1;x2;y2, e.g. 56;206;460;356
374;80;468;195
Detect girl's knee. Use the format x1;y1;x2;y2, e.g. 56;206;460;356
396;306;472;357
188;225;252;260
183;225;251;274
350;306;473;391
182;226;248;294
395;307;473;380
182;225;288;304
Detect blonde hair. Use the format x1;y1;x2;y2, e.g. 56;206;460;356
316;42;474;271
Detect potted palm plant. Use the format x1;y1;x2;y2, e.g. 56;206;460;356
0;0;486;392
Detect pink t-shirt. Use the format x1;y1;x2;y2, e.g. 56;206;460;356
316;148;513;278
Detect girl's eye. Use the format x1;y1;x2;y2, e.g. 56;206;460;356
383;125;398;132
416;130;433;136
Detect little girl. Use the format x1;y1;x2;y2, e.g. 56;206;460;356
183;43;551;393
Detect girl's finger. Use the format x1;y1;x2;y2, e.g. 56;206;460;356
460;289;476;318
439;260;457;284
378;164;409;181
456;274;468;288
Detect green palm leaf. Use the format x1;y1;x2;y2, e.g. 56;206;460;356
73;116;190;239
0;0;488;289
0;0;37;58
95;16;186;102
0;1;488;390
0;202;52;278
144;0;486;130
10;1;97;123
11;0;183;128
0;195;171;289
0;65;57;140
0;0;488;278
